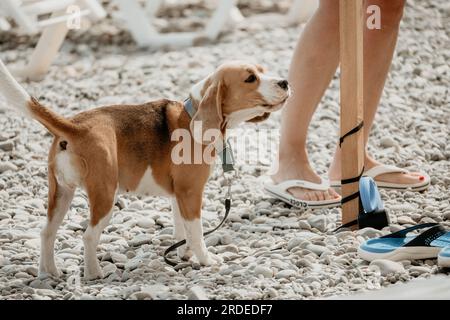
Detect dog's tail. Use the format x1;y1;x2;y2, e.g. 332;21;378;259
0;59;80;137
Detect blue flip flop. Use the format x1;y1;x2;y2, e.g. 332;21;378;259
359;223;450;262
438;247;450;268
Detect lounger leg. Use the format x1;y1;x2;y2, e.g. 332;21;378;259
114;0;156;47
145;0;163;17
204;0;236;40
13;10;69;81
25;22;68;80
2;0;36;33
82;0;107;20
228;6;244;25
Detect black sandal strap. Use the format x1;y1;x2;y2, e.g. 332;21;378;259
380;223;439;239
404;224;446;247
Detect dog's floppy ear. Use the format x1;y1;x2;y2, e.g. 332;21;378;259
190;79;225;145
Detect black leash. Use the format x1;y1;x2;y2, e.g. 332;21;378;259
339;121;364;148
335;121;365;231
163;198;232;267
163;139;236;268
339;121;365;207
339;166;365;206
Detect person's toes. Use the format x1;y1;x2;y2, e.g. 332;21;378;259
307;191;317;201
401;172;423;181
410;172;427;181
377;171;427;185
287;187;342;202
323;189;333;200
328;188;340;199
315;191;325;201
290;188;304;201
301;191;310;201
288;188;308;201
312;191;320;201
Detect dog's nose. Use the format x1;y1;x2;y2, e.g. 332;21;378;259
277;80;289;90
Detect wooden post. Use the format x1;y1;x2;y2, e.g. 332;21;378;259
339;0;364;225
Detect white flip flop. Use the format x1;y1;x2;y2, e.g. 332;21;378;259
331;165;430;192
264;179;342;209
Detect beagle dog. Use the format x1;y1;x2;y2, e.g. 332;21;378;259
0;60;289;280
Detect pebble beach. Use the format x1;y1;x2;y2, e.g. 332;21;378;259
0;0;449;300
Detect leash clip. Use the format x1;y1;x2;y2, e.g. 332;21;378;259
219;138;235;173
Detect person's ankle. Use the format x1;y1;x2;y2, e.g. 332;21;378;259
278;145;309;165
364;155;380;169
328;153;379;180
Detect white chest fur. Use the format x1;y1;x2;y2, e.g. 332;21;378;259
132;167;169;197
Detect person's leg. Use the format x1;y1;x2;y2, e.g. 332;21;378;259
329;0;423;184
272;0;340;202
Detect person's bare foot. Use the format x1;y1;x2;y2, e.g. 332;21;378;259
328;148;426;185
271;155;340;202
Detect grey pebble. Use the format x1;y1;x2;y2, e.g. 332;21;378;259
306;244;331;256
356;227;383;239
409;266;431;275
205;234;220;247
0;140;14;151
298;220;311;230
254;266;273;278
128;234;152;247
275;269;297;279
187;286;208;300
370;259;405;276
110;252;128;264
307;215;329;232
25;266;39;277
29;279;53;290
0;162;18;173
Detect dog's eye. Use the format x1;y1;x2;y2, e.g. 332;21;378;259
245;74;257;83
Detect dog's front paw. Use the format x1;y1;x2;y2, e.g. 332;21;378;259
197;252;223;266
177;246;194;261
39;263;61;278
84;266;104;281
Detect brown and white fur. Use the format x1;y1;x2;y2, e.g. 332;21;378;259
0;59;289;280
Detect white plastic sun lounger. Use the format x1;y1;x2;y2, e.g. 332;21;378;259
0;0;106;80
113;0;318;48
113;0;239;48
234;0;318;27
